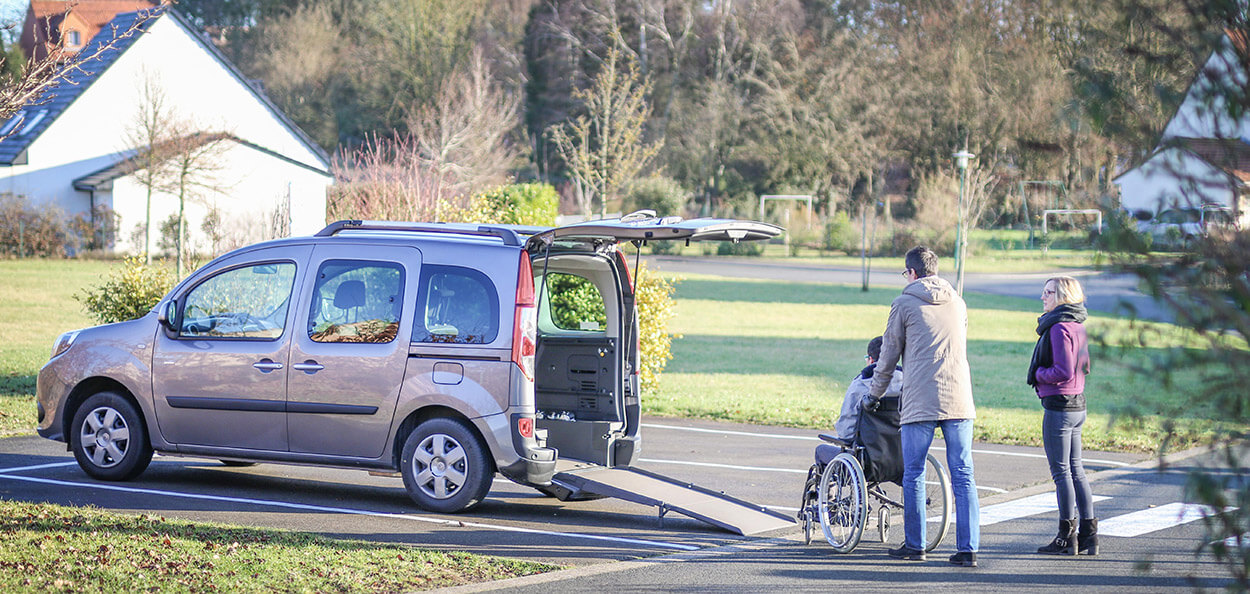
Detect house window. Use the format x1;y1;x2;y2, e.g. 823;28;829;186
0;113;21;137
65;30;82;47
18;110;46;136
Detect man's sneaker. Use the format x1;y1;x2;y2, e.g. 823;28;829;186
887;546;926;561
948;552;978;567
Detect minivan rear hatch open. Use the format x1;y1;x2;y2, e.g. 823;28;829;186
523;213;790;535
525;214;783;249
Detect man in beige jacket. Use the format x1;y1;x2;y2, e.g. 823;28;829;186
869;245;980;567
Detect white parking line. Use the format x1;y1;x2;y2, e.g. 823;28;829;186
642;423;814;441
1101;503;1237;538
929;445;1131;467
0;462;78;474
637;458;1005;495
979;493;1113;526
0;473;699;552
638;458;808;474
642;423;1131;466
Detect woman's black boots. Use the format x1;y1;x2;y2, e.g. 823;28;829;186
1038;519;1077;555
1078;518;1099;555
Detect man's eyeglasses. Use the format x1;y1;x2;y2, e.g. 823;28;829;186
900;269;910;278
1042;290;1056;296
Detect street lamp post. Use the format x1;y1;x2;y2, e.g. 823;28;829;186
953;150;976;295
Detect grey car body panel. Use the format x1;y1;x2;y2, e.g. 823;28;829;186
285;243;421;458
36;316;160;443
151;245;313;451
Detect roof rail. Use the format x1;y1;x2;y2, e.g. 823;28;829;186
315;220;523;246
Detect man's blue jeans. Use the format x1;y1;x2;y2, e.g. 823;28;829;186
901;419;980;553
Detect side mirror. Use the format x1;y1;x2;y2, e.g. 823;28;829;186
158;300;178;333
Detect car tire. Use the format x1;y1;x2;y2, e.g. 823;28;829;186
69;392;153;481
400;418;493;513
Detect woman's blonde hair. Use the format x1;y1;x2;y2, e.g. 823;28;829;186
1047;276;1085;305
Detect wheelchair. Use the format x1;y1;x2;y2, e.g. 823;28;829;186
798;395;953;553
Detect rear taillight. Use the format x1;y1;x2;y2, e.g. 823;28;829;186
512;252;537;380
517;416;534;439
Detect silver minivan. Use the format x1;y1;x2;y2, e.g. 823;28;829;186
37;214;780;515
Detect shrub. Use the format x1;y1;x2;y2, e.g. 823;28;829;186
546;273;608;330
823;211;855;253
78;257;175;324
715;240;765;256
465;183;559;226
65;205;119;254
626;176;688;217
0;193;67;257
633;262;680;394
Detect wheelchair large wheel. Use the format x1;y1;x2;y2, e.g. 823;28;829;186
923;452;953;553
818;452;868;553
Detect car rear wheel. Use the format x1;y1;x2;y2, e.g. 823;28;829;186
70;392;153;481
400;418;493;513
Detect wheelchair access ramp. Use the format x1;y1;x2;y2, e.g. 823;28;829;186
550;463;795;536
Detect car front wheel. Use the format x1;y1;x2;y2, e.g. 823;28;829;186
70;392;153;481
400;418;493;513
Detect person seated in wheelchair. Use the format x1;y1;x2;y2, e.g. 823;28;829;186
815;336;903;468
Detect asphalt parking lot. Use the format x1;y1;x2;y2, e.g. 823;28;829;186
0;415;1144;567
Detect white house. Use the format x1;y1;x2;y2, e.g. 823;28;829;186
1114;32;1250;228
0;6;332;255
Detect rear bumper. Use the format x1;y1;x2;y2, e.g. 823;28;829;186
498;411;556;485
499;452;556;486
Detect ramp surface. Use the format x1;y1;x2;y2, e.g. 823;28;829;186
552;463;795;536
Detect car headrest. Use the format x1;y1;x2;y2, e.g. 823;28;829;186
333;280;366;309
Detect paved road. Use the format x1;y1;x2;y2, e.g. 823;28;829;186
642;255;1173;323
0;416;1141;566
2;418;1230;591
471;452;1235;592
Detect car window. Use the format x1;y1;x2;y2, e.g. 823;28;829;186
546;272;607;332
1156;210;1182;224
308;260;404;343
1205;209;1232;225
180;262;297;339
413;266;499;344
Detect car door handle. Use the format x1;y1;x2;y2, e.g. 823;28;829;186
292;361;324;374
253;359;284;372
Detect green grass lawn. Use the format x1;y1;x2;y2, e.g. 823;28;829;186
0;499;555;592
646;273;1220;452
643;228;1108;273
0;259;109;436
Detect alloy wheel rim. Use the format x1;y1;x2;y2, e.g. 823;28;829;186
79;406;129;468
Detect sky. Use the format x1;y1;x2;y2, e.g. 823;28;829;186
0;1;24;44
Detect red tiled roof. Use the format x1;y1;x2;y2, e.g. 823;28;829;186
23;0;159;61
31;1;158;27
1173;137;1250;183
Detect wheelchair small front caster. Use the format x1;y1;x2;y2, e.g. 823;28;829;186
878;507;891;543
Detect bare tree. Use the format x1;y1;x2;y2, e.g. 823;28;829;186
407;47;522;198
329;134;447;222
123;69;176;263
548;48;661;217
158;130;229;277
